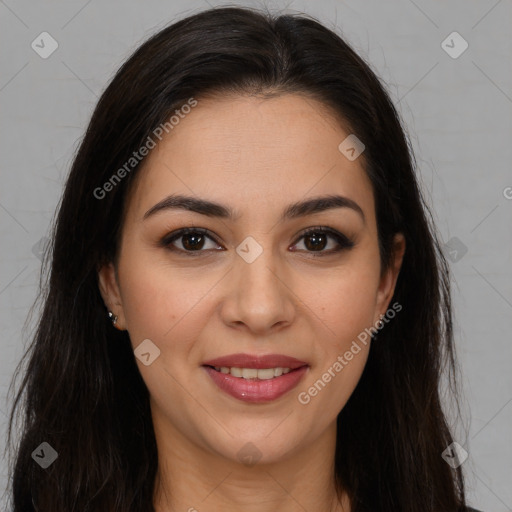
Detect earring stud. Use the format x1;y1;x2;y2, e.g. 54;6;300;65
107;310;118;326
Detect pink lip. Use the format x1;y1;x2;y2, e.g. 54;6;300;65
202;353;308;370
202;353;309;403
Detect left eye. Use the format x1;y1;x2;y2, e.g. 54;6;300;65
291;227;354;254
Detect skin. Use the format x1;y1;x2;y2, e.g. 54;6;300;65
98;93;405;512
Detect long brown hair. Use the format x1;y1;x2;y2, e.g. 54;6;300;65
6;6;468;511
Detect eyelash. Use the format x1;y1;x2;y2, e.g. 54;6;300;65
160;226;355;257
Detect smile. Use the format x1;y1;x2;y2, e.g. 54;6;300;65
202;364;308;403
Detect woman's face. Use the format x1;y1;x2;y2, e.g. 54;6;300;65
99;93;404;465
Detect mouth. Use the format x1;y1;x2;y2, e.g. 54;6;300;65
201;353;309;403
205;365;294;380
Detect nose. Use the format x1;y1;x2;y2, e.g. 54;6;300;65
219;244;296;335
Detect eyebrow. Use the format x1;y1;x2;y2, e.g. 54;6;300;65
143;193;365;224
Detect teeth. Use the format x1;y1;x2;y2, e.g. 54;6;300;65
212;366;292;379
242;368;258;379
253;368;274;380
230;367;243;378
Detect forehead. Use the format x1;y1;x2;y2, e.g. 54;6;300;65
124;93;374;223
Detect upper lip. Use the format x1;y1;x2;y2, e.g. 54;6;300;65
202;353;309;370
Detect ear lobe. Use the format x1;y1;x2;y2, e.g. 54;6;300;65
98;262;125;326
375;233;406;321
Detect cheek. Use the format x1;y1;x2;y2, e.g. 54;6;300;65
116;257;215;423
296;276;375;428
119;261;213;346
306;262;381;350
296;255;379;414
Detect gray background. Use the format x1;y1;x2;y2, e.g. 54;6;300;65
1;0;511;510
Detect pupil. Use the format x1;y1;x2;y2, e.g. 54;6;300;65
305;232;326;251
183;233;204;250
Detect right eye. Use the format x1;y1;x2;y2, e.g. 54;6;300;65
161;228;224;255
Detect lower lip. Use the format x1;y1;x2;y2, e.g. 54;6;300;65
203;365;309;403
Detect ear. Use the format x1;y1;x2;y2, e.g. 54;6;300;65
98;262;126;330
374;233;406;323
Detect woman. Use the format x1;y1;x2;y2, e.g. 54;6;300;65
6;6;481;511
